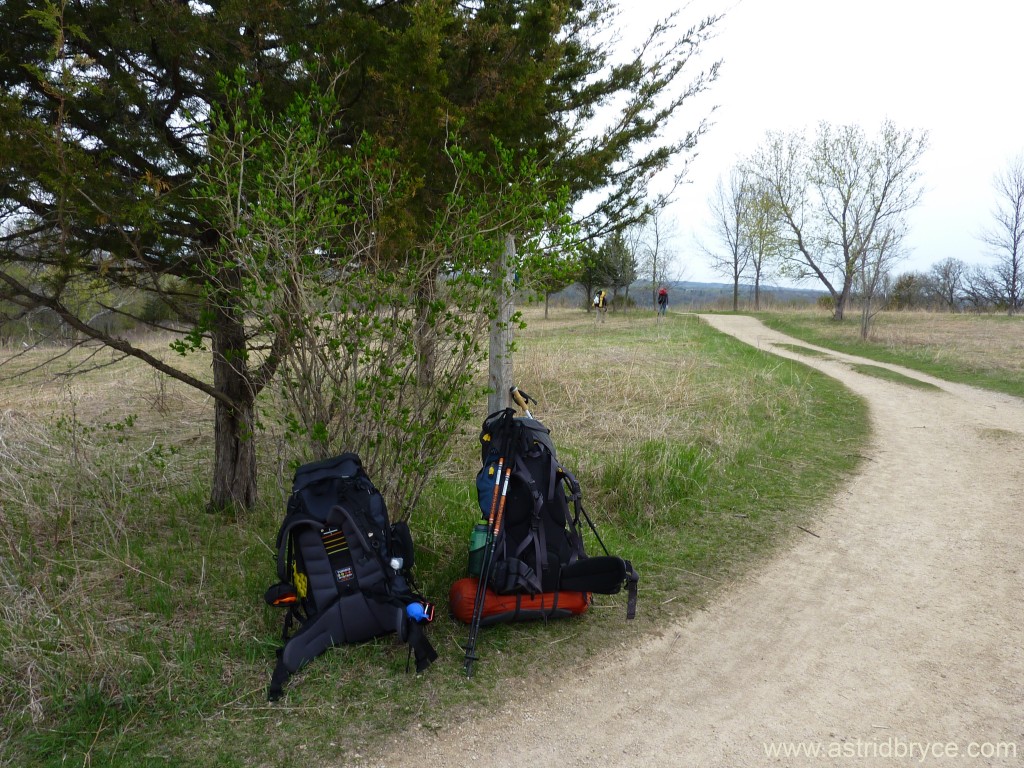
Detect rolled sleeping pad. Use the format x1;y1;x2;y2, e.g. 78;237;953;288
448;576;589;626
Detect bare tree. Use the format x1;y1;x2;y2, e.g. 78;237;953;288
960;264;1003;312
856;223;904;339
743;184;785;310
705;168;753;310
978;155;1024;315
630;209;677;309
749;121;928;320
927;257;968;311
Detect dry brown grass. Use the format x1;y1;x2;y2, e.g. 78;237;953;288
867;311;1024;375
758;308;1024;395
1;307;872;767
514;309;706;442
1;334;211;429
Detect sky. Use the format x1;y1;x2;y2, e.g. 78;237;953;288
622;0;1024;284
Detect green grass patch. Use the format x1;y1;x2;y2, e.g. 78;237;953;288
849;364;941;390
773;342;832;358
1;310;869;767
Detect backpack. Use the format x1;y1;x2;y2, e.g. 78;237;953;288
472;408;639;615
264;453;437;701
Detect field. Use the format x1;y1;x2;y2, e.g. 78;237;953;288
5;306;1016;767
755;309;1024;398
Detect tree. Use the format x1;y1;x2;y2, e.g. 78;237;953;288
197;84;564;518
516;226;582;320
978;155;1024;315
595;232;638;307
890;271;930;310
0;0;322;510
705;168;753;311
629;209;676;309
748;121;928;320
743;186;785;310
461;2;721;396
0;0;526;511
927;257;968;311
540;8;722;242
1;0;721;511
855;223;904;339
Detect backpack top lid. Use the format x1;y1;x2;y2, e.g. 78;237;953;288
479;409;556;465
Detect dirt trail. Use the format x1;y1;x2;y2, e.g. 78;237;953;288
366;314;1024;767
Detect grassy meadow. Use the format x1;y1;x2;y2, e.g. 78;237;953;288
2;307;876;767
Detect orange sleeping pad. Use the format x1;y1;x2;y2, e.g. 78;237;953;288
449;576;590;626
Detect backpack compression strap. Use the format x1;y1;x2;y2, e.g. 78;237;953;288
555;467;588;565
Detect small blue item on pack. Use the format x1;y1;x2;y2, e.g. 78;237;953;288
406;602;434;623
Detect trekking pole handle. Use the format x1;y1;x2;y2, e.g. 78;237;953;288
509;386;535;417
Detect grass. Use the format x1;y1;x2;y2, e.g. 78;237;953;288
755;309;1024;398
849;364;942;390
0;309;871;767
772;343;833;359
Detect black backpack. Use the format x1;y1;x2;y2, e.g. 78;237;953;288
474;408;639;615
265;453;437;701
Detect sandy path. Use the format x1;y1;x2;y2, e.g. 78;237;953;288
365;314;1024;767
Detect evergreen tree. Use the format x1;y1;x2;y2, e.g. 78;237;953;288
0;0;721;508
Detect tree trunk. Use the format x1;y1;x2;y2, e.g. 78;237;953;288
487;235;515;414
208;294;258;513
859;298;872;340
833;280;853;321
416;276;438;388
209;387;258;512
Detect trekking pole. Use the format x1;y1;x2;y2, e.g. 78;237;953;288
463;460;512;677
464;409;515;677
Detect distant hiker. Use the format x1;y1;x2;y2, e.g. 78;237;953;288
593;289;608;322
657;286;668;318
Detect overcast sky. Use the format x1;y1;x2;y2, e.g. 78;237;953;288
626;0;1024;284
